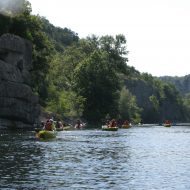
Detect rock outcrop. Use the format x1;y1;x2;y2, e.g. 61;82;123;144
159;75;190;96
0;34;40;129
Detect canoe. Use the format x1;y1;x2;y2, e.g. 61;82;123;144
102;125;118;131
36;130;57;140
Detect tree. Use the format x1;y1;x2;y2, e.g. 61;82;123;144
41;17;79;52
73;50;120;123
58;35;129;123
119;87;141;124
99;34;128;73
45;53;85;119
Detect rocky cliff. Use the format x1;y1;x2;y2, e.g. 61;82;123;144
159;75;190;96
0;34;40;129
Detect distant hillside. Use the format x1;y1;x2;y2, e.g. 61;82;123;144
124;73;188;123
159;75;190;96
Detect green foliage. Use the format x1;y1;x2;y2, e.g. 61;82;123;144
149;95;159;111
45;52;85;119
119;87;142;124
46;89;85;119
184;93;190;107
99;34;128;73
73;50;120;123
48;35;130;124
0;14;12;34
159;74;190;96
0;1;54;104
183;93;190;121
125;71;189;123
41;17;79;52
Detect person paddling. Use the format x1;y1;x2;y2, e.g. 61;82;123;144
56;119;64;129
123;120;129;125
44;119;56;131
75;120;84;129
108;119;117;128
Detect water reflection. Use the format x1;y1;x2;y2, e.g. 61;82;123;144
0;131;45;189
0;126;190;189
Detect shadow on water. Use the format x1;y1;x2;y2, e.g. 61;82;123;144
0;130;49;189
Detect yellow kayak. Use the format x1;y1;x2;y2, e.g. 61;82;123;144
122;124;131;129
102;125;118;131
36;130;57;140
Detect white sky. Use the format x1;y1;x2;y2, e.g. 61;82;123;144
29;0;190;77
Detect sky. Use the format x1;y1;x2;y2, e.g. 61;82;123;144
28;0;190;77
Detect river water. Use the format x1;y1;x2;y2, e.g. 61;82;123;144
0;125;190;190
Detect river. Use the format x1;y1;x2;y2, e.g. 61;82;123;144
0;125;190;190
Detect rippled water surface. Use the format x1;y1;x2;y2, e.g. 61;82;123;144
1;125;190;189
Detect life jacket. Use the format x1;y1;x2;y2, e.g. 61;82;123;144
45;121;52;131
113;121;117;127
110;120;117;127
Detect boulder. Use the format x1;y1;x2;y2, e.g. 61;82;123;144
0;34;40;129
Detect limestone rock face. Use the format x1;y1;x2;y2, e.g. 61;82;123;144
0;34;40;129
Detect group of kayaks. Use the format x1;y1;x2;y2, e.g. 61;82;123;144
102;122;172;131
35;123;131;140
35;121;172;140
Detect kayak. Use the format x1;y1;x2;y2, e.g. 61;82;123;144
164;123;172;127
36;130;57;140
122;124;131;129
102;125;118;131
